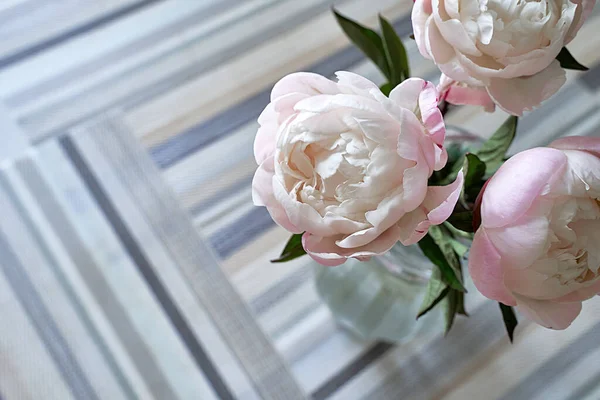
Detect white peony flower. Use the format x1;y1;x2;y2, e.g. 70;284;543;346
252;72;464;266
412;0;595;115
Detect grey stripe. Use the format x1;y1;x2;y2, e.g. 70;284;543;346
579;60;600;90
312;342;394;400
149;13;413;168
189;172;253;217
60;135;235;400
363;300;530;400
565;369;600;400
499;321;600;400
0;171;137;400
22;0;345;144
17;156;178;400
0;0;164;70
78;114;307;399
0;205;99;400
6;0;245;107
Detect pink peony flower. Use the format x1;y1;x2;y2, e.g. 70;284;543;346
469;136;600;329
252;72;463;266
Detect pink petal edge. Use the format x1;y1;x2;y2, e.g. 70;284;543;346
468;228;517;306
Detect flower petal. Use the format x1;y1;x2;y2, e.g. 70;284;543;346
554;149;600;199
303;225;402;266
335;71;379;92
432;0;481;57
418;81;446;144
425;15;456;65
389;78;425;113
272;177;335;236
468;228;517;306
397;207;431;245
481;147;568;229
443;82;495;112
252;158;301;233
402;164;430;212
412;0;434;59
271;72;340;100
302;233;346;266
254;105;278;164
422;170;464;224
550;136;600;159
486;61;566;116
485;214;550;270
294;94;384;115
555;279;600;303
565;0;595;44
514;293;582;330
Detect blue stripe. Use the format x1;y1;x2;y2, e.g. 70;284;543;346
209;207;275;259
0;223;99;400
0;0;164;70
150;13;413;169
209;206;275;259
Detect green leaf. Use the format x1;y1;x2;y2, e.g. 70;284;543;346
446;211;475;233
418;230;466;292
499;303;518;343
476;116;518;175
431;142;470;185
271;233;306;263
379;83;392;96
556;47;589;71
443;289;460;334
455;289;468;316
379;15;410;86
449;238;469;259
444;221;475;240
417;268;449;319
333;10;391;79
463;153;486;191
429;225;465;285
447;143;466;164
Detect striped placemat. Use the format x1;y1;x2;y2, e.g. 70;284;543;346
0;1;599;399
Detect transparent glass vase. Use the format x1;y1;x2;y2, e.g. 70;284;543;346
314;243;443;343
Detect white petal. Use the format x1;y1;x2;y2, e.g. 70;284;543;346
486;61;566;116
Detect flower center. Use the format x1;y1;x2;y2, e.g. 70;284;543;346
469;0;557;57
549;197;600;286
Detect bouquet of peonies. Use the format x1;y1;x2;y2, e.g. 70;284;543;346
252;0;599;340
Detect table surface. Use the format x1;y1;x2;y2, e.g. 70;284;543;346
1;1;600;399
